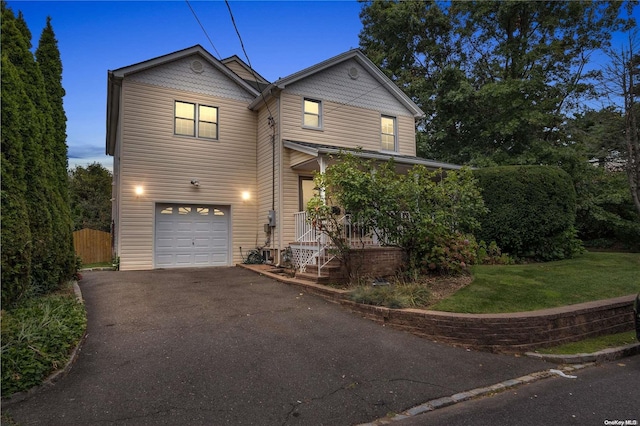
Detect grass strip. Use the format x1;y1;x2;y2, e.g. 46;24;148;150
537;331;637;355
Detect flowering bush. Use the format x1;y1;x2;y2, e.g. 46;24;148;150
421;232;479;275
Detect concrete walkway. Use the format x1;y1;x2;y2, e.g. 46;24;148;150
5;267;555;425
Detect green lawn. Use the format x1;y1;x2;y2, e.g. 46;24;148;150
430;251;640;313
537;331;637;355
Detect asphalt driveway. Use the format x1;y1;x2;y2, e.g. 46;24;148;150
5;267;552;425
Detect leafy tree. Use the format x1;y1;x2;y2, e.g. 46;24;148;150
359;0;631;165
577;169;640;249
525;111;640;251
604;33;640;215
309;153;486;278
68;163;113;232
567;108;626;168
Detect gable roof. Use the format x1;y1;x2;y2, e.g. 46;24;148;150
248;49;424;118
106;45;260;155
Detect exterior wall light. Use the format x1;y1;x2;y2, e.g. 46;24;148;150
242;191;250;201
135;186;144;196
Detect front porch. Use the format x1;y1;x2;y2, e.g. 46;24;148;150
283;141;462;283
289;211;400;283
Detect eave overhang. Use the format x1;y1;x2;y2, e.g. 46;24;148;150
284;140;464;171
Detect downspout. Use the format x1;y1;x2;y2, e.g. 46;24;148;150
277;96;284;264
263;114;275;250
271;116;275;213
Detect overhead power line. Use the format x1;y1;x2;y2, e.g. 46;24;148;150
224;0;273;118
185;0;221;58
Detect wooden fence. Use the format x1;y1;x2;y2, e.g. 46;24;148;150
73;228;112;265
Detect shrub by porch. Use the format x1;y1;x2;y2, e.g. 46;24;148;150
298;153;487;282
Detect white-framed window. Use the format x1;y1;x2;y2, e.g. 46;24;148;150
381;115;397;151
303;98;322;129
175;101;218;139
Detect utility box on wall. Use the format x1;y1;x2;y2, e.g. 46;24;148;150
267;210;276;227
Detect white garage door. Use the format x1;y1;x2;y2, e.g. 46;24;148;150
155;204;229;268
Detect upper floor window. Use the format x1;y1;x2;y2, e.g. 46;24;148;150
175;101;218;139
303;98;322;129
381;115;396;151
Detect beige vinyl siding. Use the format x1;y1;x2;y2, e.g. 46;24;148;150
281;148;304;246
223;59;264;83
290;151;315;168
397;115;417;156
280;92;416;156
256;97;280;253
118;80;257;270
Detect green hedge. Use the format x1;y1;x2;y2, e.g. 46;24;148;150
474;166;582;260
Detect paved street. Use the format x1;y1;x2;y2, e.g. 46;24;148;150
5;267;552;425
398;354;640;426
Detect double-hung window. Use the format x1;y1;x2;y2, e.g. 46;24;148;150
303;98;322;129
381;115;397;151
175;101;218;139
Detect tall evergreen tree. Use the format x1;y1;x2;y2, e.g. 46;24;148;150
1;2;75;302
2;3;54;300
1;51;33;306
14;9;59;292
36;16;76;283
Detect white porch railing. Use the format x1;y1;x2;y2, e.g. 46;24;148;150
291;211;388;276
294;211;319;243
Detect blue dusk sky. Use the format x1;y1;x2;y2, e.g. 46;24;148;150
6;1;639;171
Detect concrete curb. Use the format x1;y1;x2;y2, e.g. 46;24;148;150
357;363;595;425
525;342;640;364
2;281;88;406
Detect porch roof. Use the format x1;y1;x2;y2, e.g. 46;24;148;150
283;140;464;171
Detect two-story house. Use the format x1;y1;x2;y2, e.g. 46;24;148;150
106;45;459;272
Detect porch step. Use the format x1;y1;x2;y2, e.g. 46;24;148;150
295;271;331;284
305;262;341;275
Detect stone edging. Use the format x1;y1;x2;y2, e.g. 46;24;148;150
525;342;640;364
357;363;595;425
239;264;636;353
2;280;88;405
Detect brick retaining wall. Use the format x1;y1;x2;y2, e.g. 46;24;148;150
240;264;636;353
339;295;635;353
